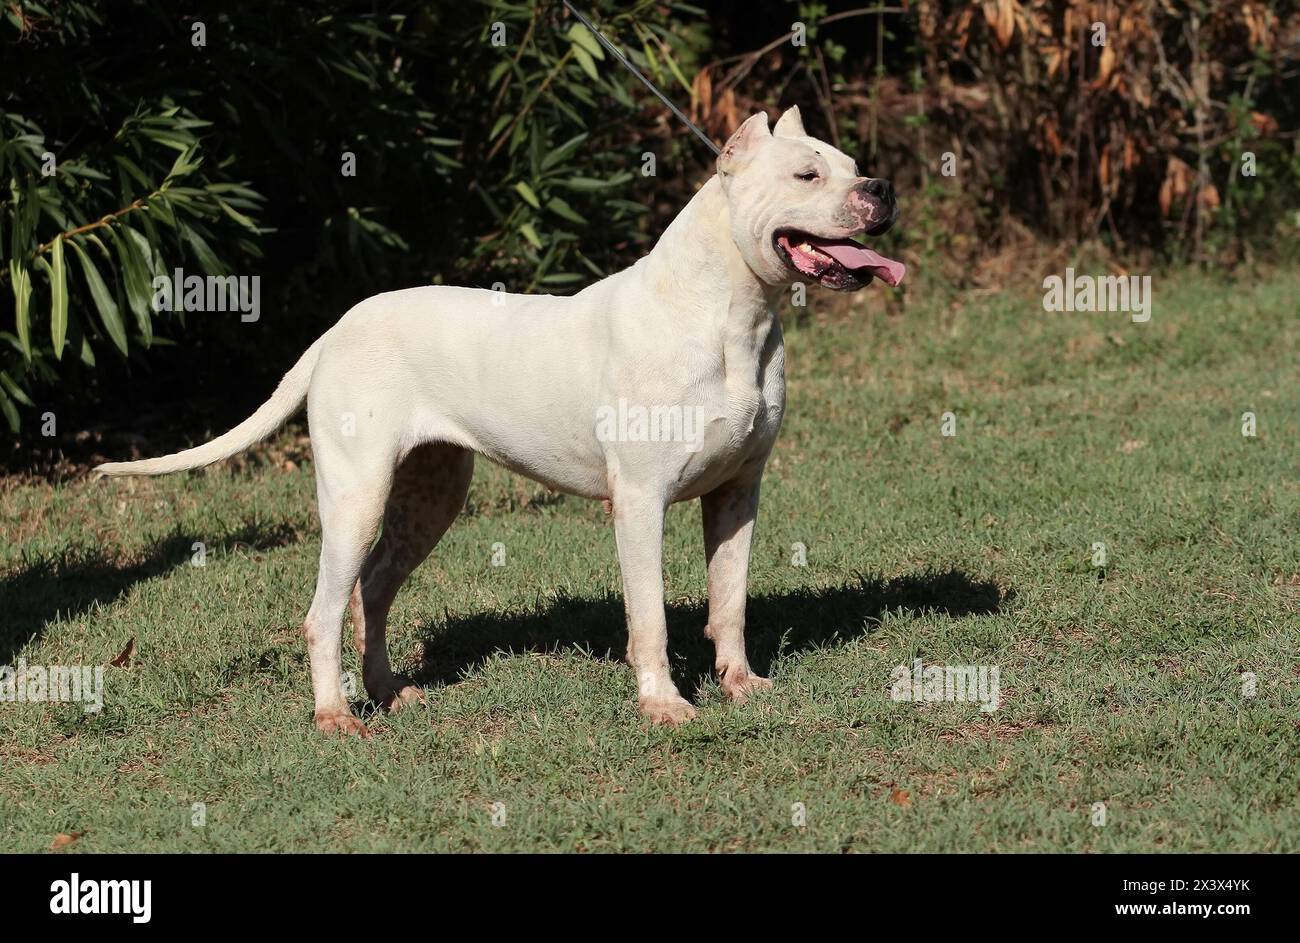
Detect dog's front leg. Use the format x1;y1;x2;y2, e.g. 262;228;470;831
702;475;773;701
612;490;697;726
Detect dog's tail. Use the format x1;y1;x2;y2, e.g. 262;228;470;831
94;338;324;478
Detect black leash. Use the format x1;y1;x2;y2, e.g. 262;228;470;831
561;0;721;156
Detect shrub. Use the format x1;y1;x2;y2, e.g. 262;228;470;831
1;0;710;430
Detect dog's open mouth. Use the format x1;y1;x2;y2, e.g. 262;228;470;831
774;230;906;290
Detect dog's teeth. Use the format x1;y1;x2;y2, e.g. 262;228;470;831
798;242;813;253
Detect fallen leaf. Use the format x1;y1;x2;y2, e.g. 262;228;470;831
989;0;1016;50
1159;177;1173;217
1250;111;1278;136
889;788;912;808
1046;47;1062;78
1091;44;1116;88
1123;137;1138;170
109;637;136;668
1160;157;1194;217
51;831;85;850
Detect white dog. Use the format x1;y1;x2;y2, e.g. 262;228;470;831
97;107;904;734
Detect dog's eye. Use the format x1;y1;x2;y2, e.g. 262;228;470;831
795;170;819;182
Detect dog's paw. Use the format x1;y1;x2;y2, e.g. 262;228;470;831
639;696;697;727
314;709;371;737
366;674;426;713
721;669;773;703
381;683;426;714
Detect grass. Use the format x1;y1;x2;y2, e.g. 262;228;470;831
1;266;1297;852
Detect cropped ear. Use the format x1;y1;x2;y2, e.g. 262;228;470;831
716;112;771;177
773;105;806;139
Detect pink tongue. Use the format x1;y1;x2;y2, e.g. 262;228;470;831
814;239;907;286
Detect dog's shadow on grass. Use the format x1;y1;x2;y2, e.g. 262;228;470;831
0;523;302;664
409;569;1012;699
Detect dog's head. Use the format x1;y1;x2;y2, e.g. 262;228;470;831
717;107;904;292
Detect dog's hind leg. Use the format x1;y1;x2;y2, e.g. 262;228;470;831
701;475;772;702
349;442;474;710
303;459;394;736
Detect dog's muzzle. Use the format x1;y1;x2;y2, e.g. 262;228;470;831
842;178;898;236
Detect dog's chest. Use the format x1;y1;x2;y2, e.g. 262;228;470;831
723;336;786;454
667;316;786;500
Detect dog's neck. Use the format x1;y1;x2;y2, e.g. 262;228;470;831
636;175;785;326
634;175;784;444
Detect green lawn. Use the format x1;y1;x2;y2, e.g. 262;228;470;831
2;267;1297;852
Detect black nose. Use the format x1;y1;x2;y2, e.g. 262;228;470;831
864;177;894;201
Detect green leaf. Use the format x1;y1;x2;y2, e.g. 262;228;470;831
642;41;660;81
567;23;604;59
139;126;197;152
49;235;67;358
540;272;585;285
207;182;263;201
509;120;527;156
514;181;541;209
518;222;543;249
217;198;258;232
113;155;154;192
147;193;176;228
9;258;32;361
110;227;153;345
60;163;111;182
572;45;600;81
529;123;544;181
561;173;632;191
489;112;514;141
541;133;590;171
568;83;596;106
184;228;226;277
549;95;587;128
69;238;128;356
608;79;634;108
546;196;587;225
0;370;34;407
0;387;18;433
474;182;505;222
659;45;691;93
573;249;606;279
126;226;161;278
167;144;203;179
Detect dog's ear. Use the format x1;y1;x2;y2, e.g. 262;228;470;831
773;105;806;139
717;112;771;179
